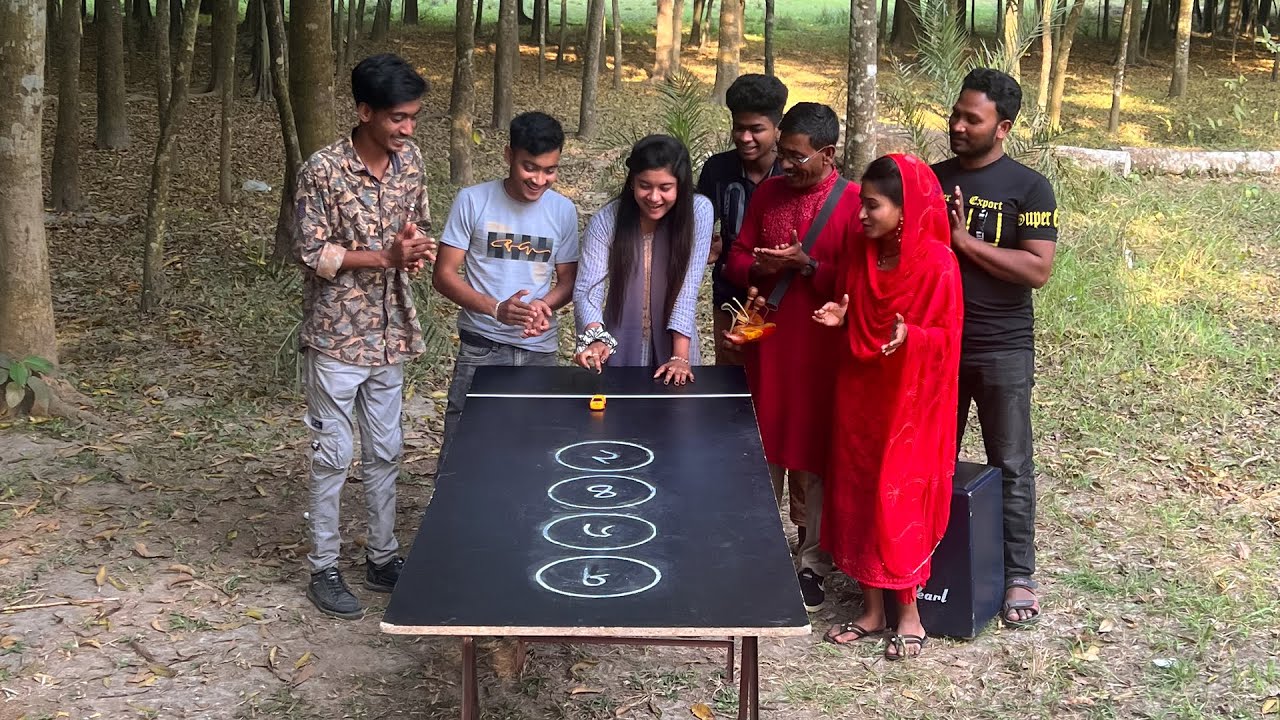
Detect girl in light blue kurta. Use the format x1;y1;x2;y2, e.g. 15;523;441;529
572;135;714;385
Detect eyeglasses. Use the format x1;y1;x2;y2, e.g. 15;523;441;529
777;146;833;166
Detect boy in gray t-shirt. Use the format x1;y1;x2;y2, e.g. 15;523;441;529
432;112;579;457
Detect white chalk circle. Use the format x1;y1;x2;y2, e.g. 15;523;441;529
535;556;662;599
554;441;655;472
542;513;657;551
547;476;657;510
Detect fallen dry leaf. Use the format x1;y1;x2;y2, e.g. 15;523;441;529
294;651;312;669
902;689;923;702
1263;697;1279;715
0;635;19;649
133;542;168;559
1098;618;1116;634
165;563;196;576
690;702;715;719
292;664;315;686
570;686;603;695
268;645;279;669
95;565;107;587
245;608;266;621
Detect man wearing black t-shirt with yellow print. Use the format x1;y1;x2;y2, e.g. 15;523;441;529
932;69;1057;630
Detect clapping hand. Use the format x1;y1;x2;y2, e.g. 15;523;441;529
812;294;849;327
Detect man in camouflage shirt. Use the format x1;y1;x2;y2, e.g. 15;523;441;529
294;54;436;619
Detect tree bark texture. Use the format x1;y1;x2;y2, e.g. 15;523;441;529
846;0;878;175
290;0;336;158
1037;0;1053;110
450;0;476;185
265;0;302;264
1169;0;1192;96
96;0;129;149
711;0;743;105
1109;0;1136;133
892;0;922;46
765;0;776;76
141;0;202;313
655;0;674;81
204;0;229;93
1047;0;1086;130
334;0;347;73
475;0;485;36
404;0;418;23
0;0;59;363
1003;0;1022;79
671;0;684;74
537;0;547;82
372;0;391;42
218;0;236;205
555;0;567;68
346;0;359;65
1127;0;1145;59
52;0;83;212
578;0;605;138
611;0;622;88
155;0;171;110
690;0;706;46
493;0;518;128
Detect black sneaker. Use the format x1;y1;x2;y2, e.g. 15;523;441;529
307;567;364;619
364;556;405;593
797;568;825;612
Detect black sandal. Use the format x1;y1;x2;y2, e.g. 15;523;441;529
884;633;926;661
823;622;887;645
1003;577;1041;629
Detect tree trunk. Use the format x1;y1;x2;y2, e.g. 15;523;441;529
334;0;346;72
492;0;517;128
450;0;476;185
265;0;302;265
372;0;391;42
1109;0;1136;132
701;0;716;48
475;0;484;36
891;0;921;47
846;0;878;174
404;0;418;23
0;0;59;364
690;0;706;45
1150;0;1171;45
655;0;674;81
598;4;608;72
357;0;368;38
252;0;273;102
537;0;547;82
555;0;567;68
880;0;890;38
203;0;229;93
96;0;129;149
1169;0;1192;96
1127;0;1145;59
1202;0;1215;30
672;0;684;74
346;0;358;65
1047;0;1086;130
1004;0;1022;78
1037;0;1053;111
1227;0;1241;59
290;0;336;158
578;0;605;138
51;0;82;212
141;0;202;313
765;0;776;75
1103;0;1111;37
218;0;236;205
611;0;622;88
155;0;171;109
711;0;743;104
169;0;183;53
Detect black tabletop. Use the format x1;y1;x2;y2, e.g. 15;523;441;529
382;366;811;637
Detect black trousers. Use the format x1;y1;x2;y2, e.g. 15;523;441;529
957;348;1036;582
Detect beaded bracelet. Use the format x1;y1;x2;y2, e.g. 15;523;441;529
669;356;689;364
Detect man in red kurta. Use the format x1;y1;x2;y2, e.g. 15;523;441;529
724;103;861;613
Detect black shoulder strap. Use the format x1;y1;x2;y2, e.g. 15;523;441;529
765;177;850;311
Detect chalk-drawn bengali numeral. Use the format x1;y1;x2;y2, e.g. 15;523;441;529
581;568;610;587
586;484;617;499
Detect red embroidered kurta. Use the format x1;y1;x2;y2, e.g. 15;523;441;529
724;171;862;474
822;155;964;602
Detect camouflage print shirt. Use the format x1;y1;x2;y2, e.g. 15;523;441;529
294;133;431;367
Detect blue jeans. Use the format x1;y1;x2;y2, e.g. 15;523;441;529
957;349;1036;582
440;330;558;469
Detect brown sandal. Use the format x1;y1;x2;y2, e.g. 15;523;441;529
823;622;887;645
884;633;926;661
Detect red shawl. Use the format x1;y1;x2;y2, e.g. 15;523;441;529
822;155;963;602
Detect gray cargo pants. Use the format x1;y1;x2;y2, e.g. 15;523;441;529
303;349;403;573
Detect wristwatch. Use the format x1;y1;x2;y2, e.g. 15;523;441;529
800;257;819;277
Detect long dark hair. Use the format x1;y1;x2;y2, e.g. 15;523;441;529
861;155;904;207
604;135;696;328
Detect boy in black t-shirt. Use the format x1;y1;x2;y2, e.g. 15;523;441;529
696;74;786;367
932;69;1058;629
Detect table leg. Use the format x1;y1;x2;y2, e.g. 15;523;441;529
736;636;758;720
461;636;478;720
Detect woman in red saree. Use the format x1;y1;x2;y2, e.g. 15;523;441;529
813;154;963;660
